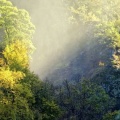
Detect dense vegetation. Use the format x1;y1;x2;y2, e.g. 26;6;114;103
0;0;60;119
1;0;120;120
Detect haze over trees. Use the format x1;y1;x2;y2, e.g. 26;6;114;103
1;0;120;120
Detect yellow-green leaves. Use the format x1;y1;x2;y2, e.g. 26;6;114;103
0;66;24;89
3;40;34;70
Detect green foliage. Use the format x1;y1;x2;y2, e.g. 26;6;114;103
1;0;120;120
0;0;35;43
57;79;114;120
31;79;61;120
64;2;120;112
103;111;120;120
66;0;120;67
0;1;37;118
40;98;61;120
0;68;34;120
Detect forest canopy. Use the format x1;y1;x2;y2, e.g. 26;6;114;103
1;0;120;120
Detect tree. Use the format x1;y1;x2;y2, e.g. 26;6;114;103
3;39;34;71
30;78;61;120
57;79;114;120
0;58;34;119
0;0;35;44
0;0;35;119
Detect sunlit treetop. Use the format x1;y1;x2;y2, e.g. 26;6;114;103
3;40;34;71
0;0;35;44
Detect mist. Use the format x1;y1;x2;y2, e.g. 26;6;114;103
11;0;84;79
24;0;84;79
